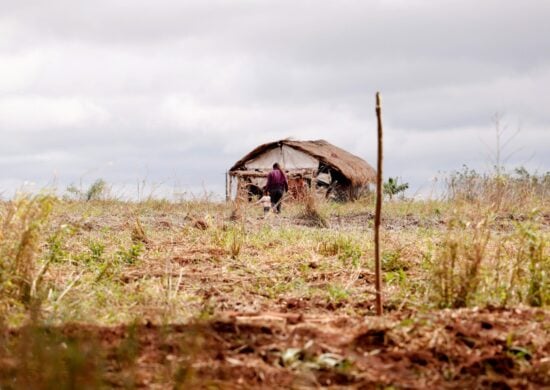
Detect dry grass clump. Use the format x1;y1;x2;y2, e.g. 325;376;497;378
446;166;549;212
426;206;549;308
131;217;148;244
297;192;329;228
229;200;244;222
0;195;55;312
430;211;492;308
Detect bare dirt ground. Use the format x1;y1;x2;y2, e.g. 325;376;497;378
2;308;548;389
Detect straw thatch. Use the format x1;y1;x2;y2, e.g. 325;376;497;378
229;139;376;186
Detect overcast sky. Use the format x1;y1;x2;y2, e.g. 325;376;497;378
1;0;549;199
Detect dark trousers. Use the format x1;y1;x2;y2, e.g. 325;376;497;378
269;189;284;213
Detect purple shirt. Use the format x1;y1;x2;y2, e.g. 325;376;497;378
266;169;288;192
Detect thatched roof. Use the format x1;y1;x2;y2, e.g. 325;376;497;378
229;139;376;186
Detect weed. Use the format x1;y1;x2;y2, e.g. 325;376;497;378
385;269;407;286
88;240;105;263
215;225;244;259
131;217;148;244
429;211;492;308
116;242;144;265
502;214;549;307
45;225;72;264
327;284;349;302
0;194;55;310
317;235;361;267
425;205;549;309
229;232;242;259
382;249;408;272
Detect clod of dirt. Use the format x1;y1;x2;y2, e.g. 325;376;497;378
192;218;209;230
235;315;286;332
460;355;515;377
82;221;95;231
354;328;394;351
156;220;172;229
284;298;306;310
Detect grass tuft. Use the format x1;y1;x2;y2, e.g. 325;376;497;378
298;192;329;228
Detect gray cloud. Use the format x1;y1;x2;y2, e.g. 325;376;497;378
1;0;549;199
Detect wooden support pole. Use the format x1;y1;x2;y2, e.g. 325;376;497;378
225;171;230;202
374;91;384;316
229;174;233;201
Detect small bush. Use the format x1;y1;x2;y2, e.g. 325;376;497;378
65;179;110;201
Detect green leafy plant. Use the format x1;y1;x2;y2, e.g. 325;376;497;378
88;241;105;263
327;284;349;302
45;227;70;264
384;177;409;200
382;249;408;272
116;243;144;265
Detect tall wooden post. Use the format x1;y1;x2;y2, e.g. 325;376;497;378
374;92;384;316
229;174;233;201
225;171;229;202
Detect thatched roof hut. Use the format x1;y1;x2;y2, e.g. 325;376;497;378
227;139;376;201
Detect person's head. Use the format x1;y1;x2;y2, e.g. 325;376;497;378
273;162;281;170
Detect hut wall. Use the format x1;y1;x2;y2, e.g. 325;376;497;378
288;177;308;201
246;145;318;170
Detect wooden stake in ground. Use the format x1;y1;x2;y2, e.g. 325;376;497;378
374;92;384;316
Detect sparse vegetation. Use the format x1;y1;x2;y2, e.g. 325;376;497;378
0;167;548;388
65;179;110;202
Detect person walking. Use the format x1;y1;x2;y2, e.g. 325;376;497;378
256;190;272;218
265;162;288;213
